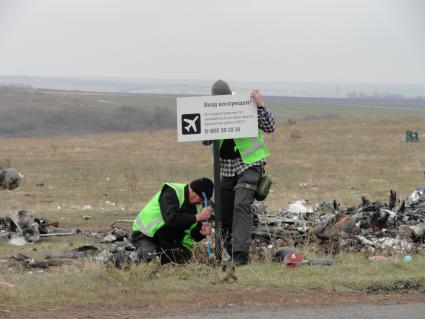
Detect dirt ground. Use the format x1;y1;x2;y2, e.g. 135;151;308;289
2;290;424;319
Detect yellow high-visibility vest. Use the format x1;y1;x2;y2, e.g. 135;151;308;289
132;183;201;249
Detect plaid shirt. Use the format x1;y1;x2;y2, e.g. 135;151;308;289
203;106;275;177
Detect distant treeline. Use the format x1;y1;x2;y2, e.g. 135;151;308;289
0;87;180;136
347;91;425;101
0;105;176;136
2;87;424;137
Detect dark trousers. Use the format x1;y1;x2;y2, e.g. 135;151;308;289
219;166;262;255
130;231;192;265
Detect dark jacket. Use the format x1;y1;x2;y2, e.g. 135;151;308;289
154;185;204;245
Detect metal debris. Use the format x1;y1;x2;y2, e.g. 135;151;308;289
45;245;99;259
5;187;425;269
0;210;62;245
251;188;425;254
8;253;69;269
39;232;76;238
8;236;27;246
0;168;23;190
82;187;425;267
102;234;117;243
287;199;314;214
5;245;99;270
407;188;425;206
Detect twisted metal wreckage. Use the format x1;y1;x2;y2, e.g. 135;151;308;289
2;188;425;268
251;188;425;254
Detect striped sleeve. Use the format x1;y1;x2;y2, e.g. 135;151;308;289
257;106;275;133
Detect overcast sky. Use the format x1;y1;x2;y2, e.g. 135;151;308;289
0;0;424;83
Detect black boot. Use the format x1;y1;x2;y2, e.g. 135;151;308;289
232;251;248;266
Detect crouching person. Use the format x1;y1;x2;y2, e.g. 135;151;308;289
130;177;213;265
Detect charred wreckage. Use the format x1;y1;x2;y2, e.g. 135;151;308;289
2;188;425;268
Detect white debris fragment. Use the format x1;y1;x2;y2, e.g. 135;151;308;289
412;222;425;237
8;236;27;246
287;199;314;214
105;201;116;206
355;235;375;247
407;187;425;206
82;205;93;211
96;249;113;262
102;234;116;242
377;237;414;252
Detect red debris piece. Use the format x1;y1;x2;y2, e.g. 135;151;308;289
283;252;304;268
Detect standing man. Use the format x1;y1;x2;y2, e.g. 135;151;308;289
130;177;214;265
204;80;275;265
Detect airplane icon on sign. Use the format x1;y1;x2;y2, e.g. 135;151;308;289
184;115;199;133
181;113;201;135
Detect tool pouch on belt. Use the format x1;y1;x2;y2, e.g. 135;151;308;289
234;175;272;201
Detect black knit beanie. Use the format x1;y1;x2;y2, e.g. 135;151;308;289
211;79;232;96
190;177;214;200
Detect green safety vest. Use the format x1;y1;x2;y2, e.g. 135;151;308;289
132;183;201;249
221;129;270;164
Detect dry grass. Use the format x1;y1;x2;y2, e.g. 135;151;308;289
267;117;425;208
1;117;424;224
1;254;424;312
1;116;425;313
0;130;214;228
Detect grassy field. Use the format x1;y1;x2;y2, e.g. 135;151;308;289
0;117;424;221
1;92;425;316
1;88;425;136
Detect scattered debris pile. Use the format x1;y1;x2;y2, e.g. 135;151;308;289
0;210;62;245
89;187;425;266
3;187;425;270
251;188;425;254
6;246;100;270
95;227;137;268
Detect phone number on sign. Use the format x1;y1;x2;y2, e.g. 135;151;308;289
205;127;241;134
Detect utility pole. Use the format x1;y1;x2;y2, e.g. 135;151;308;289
213;140;222;260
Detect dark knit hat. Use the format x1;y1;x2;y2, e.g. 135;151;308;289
211;79;232;96
190;177;214;200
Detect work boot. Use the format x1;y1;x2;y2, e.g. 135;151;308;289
232;251;248;266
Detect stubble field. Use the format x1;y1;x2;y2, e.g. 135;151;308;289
1;104;425;317
1;116;425;222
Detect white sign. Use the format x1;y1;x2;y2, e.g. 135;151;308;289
177;94;258;142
